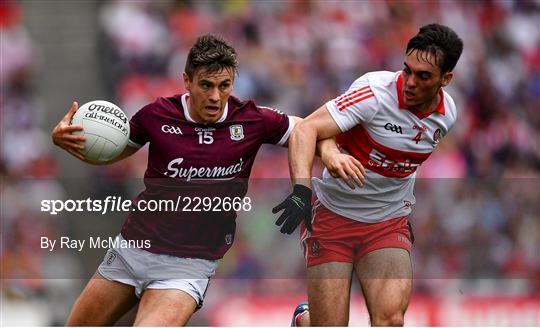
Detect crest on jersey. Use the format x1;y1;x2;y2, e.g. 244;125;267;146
225;233;233;245
229;125;244;141
433;128;442;144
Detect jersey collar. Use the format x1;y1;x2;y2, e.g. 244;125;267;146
396;72;445;120
181;93;229;124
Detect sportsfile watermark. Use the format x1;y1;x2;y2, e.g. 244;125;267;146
3;178;539;280
40;195;253;215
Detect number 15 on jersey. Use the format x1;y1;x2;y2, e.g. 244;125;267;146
197;131;214;144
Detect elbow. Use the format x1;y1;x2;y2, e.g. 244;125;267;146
292;120;311;136
292;119;323;142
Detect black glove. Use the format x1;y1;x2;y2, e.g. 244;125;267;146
272;184;313;234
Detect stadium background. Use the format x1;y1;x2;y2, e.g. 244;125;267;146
1;0;539;325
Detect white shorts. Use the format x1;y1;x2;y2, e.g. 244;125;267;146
97;234;218;308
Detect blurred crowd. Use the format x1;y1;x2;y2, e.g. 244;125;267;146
96;0;540;179
1;0;539;324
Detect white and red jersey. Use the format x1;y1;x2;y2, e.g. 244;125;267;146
312;71;457;223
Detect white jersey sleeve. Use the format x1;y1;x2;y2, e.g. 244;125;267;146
325;75;380;132
314;70;459;223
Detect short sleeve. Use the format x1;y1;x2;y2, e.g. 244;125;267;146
259;106;294;145
127;105;152;148
326;76;380;132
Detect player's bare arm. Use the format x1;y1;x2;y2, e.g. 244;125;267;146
289;105;365;189
273;105;366;234
284;116;352;173
317;137;365;189
51;101;138;164
279;116;302;148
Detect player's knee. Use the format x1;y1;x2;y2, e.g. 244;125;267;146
371;311;404;327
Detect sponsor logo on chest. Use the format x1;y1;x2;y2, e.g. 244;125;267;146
412;124;427;133
161;125;183;135
165;157;244;181
368;149;419;173
383;122;442;146
384;122;403;134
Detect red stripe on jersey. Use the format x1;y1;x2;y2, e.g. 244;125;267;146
336;87;372;108
336;125;431;178
338;93;375;111
336;86;371;104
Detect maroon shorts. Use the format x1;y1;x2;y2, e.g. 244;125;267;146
300;199;414;267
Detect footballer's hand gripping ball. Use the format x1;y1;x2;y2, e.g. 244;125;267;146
71;100;130;162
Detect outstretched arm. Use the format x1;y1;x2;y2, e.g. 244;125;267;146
284;116;362;185
288;105;340;187
273;105;365;234
288;105;364;188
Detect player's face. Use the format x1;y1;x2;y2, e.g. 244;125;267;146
402;49;453;111
183;68;234;124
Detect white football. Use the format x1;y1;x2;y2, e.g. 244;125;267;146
71;100;130;162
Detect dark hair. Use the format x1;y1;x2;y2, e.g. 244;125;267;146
185;34;238;80
406;23;463;74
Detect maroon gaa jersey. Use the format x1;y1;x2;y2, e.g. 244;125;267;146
120;93;293;259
